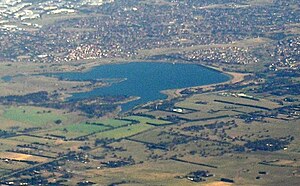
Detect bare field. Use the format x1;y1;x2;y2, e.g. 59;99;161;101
0;152;48;162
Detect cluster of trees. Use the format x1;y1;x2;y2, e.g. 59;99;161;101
0;91;49;104
186;170;213;182
102;157;135;168
0;90;129;117
244;137;293;151
0;129;16;138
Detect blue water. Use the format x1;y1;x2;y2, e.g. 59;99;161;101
53;62;230;111
1;76;12;82
1;74;25;82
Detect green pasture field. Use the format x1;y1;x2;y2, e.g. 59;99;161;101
146;110;179;119
2;106;68;127
33;130;76;140
37;123;110;139
0;116;34;131
89;118;133;128
59;123;109;134
93;123;154;140
8;135;58;146
124;115;171;125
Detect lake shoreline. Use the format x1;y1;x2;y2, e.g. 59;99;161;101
53;61;231;111
161;64;249;99
48;59;249;112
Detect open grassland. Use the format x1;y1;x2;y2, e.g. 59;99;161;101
33;123;110;139
2;106;68;127
153;92;282;121
0;139;25;151
92;124;154;140
131;128;178;145
226;118;300;141
0;74;94;97
59;123;109;134
90;118;133;128
0;161;30;175
178;152;300;186
8;135;58;146
57;140;90;151
107;139;150;162
68;160;205;186
0;116;33;131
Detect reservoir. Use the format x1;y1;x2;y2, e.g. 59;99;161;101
54;62;230;111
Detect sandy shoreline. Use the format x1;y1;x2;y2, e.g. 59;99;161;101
162;65;249;99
